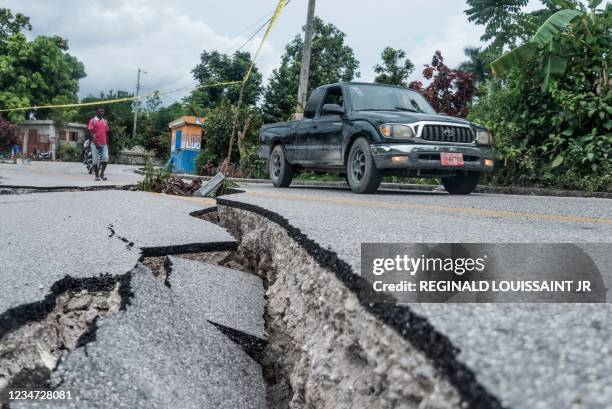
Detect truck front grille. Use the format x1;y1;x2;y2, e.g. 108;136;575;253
421;125;474;143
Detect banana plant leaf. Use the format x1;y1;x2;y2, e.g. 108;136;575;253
490;42;537;76
491;9;583;77
531;9;583;48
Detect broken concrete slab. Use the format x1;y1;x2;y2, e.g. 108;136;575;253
193;172;225;197
0;190;233;315
14;265;266;409
0;278;123;401
216;187;612;408
167;256;266;343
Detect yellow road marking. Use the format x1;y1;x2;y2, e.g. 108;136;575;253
244;191;612;226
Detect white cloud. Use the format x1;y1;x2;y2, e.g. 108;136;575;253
4;0;282;103
4;0;507;104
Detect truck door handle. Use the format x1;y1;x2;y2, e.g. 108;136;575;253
312;125;318;129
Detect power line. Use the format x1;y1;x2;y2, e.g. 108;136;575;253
117;0;295;108
222;8;279;52
233;0;292;53
146;10;283;97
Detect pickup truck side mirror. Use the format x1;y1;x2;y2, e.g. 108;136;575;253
322;104;345;116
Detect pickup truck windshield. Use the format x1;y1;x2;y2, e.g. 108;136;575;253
349;84;436;114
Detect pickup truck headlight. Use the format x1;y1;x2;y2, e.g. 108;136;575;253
477;130;493;145
380;124;414;139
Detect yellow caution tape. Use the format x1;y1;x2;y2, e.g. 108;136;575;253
0;81;242;112
0;96;138;112
242;0;287;85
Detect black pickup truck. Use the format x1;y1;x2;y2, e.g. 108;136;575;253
259;82;494;194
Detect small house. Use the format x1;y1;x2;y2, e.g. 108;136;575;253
168;116;204;174
16;120;87;159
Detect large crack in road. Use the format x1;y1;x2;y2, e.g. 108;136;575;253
1;186;509;409
193;202;503;409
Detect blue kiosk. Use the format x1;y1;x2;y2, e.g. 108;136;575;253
168;116;203;174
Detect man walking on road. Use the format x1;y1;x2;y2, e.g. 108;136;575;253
88;108;110;181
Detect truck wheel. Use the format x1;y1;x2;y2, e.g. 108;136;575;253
442;172;481;195
269;145;294;188
347;137;382;194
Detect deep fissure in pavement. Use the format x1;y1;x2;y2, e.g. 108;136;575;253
0;273;133;406
141;252;266;360
190;205;481;409
142;245;290;407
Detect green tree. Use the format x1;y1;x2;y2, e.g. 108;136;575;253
145;102;185;160
373;47;414;87
490;1;601;91
0;30;85;123
186;50;262;111
0;8;31;49
195;101;264;177
197;101;252;163
262;17;360;123
464;0;573;54
152;102;184;133
457;46;492;84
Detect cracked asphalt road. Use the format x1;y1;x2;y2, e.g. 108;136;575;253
15;265;266;409
0;190;231;313
0;163;269;408
224;183;612;409
168;256;267;341
3;161;611;408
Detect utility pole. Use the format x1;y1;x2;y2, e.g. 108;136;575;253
296;0;316;116
132;68;146;139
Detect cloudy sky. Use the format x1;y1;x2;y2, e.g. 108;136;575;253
4;0;539;104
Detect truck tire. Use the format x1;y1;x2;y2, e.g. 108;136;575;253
347;137;382;194
269;145;294;188
442;172;481;195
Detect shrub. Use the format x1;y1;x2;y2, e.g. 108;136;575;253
138;155;171;192
240;143;267;179
198;101;264;177
56;141;81;162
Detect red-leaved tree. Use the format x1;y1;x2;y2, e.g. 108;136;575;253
0;117;17;152
409;51;475;118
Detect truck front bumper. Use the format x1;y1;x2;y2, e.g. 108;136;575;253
370;143;494;173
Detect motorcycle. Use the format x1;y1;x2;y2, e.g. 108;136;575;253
35;151;52;161
84;146;93;174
